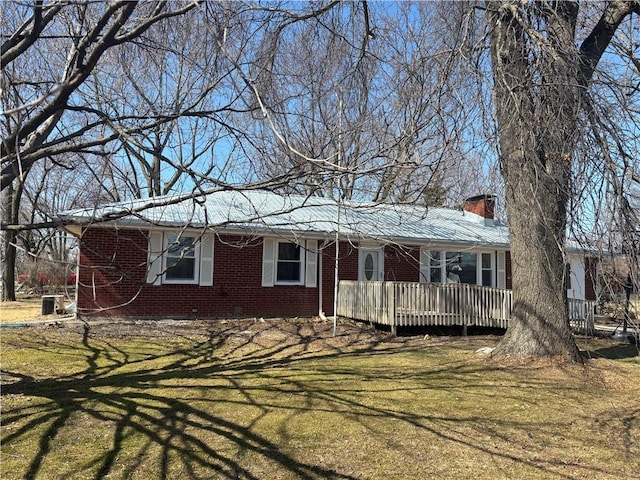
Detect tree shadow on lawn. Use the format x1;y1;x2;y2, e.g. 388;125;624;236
585;342;639;360
0;320;635;480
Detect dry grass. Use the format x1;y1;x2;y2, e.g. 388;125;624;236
1;296;72;324
1;316;638;480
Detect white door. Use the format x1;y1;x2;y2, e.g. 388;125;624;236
359;249;383;281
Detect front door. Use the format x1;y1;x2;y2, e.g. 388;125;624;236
359;249;383;281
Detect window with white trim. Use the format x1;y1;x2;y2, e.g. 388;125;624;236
261;238;317;287
421;249;497;287
147;231;214;286
481;253;492;287
496;252;506;289
430;251;443;283
276;242;303;284
165;235;198;283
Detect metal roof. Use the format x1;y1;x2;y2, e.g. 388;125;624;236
59;189;511;247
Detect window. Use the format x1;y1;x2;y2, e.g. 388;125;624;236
445;252;477;284
262;238;317;287
146;231;214;286
445;252;462;283
481;253;492;287
423;249;496;287
277;242;302;283
430;251;443;283
496;252;506;289
165;235;198;283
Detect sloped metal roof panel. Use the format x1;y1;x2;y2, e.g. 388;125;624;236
59;189;511;247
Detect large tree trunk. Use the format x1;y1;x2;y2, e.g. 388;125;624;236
497;155;581;360
2;230;18;301
487;0;639;360
2;182;23;301
487;1;582;361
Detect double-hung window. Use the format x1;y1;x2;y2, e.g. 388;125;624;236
165;235;198;283
261;238;317;287
480;253;493;287
146;231;214;286
276;242;303;283
429;251;443;283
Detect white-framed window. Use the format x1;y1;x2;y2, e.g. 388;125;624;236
146;231;214;286
496;251;506;289
276;241;305;284
164;235;199;283
262;238;318;287
429;251;443;283
420;249;498;288
480;252;493;287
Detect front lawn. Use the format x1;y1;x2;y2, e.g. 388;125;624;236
1;318;638;479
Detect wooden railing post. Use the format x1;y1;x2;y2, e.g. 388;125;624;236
386;282;396;334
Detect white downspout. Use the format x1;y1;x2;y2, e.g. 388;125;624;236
333;91;343;336
318;242;323;317
333;206;340;337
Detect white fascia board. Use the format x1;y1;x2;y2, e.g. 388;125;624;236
341;234;511;250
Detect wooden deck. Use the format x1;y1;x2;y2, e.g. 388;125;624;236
337;281;595;335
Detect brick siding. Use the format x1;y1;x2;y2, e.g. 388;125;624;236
77;228;423;319
77;226;514;319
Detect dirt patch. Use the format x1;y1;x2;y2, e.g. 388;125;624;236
37;316;440;352
7;317;470;354
5;299;635;366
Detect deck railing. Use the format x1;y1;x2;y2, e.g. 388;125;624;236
335;281;392;326
337;281;595;334
393;282;511;329
568;298;596;334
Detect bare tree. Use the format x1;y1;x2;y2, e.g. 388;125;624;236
82;7;251;200
13;156;96;291
1;1;204;189
486;0;639;360
232;1;468;205
1;1;201;299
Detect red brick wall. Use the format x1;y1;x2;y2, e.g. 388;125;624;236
384;246;420;282
77;227;149;316
78;228;321;319
210;235;320;317
319;241;358;316
77;229;427;319
81;227;524;319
